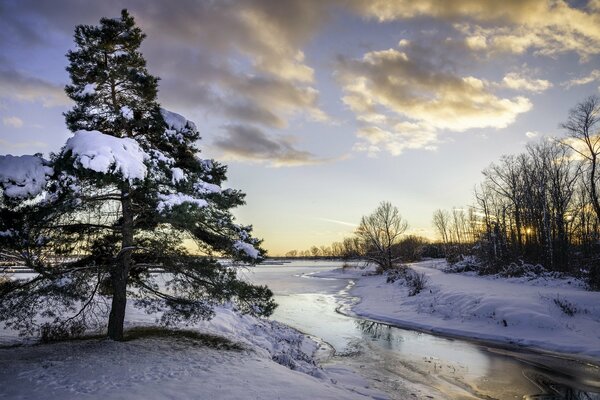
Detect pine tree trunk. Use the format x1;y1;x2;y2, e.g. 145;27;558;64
107;187;134;341
107;269;128;340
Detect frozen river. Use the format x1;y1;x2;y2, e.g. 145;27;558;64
247;261;600;400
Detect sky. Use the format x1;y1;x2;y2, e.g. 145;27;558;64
1;0;600;255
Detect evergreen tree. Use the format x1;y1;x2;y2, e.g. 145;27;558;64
0;10;275;341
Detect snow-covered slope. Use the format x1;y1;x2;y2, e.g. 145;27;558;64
316;260;600;361
0;336;371;400
0;303;383;399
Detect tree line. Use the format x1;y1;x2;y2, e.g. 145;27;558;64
433;96;600;288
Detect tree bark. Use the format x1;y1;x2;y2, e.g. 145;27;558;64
589;154;600;225
107;186;134;341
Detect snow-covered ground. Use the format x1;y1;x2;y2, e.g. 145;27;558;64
0;303;385;399
315;260;600;362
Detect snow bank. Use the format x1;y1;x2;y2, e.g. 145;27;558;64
0;154;53;198
318;260;600;361
65;130;148;182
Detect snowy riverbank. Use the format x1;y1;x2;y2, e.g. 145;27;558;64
0;305;384;399
314;260;600;362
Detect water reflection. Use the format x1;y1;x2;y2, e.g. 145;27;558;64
523;370;600;399
356;320;395;343
354;317;600;399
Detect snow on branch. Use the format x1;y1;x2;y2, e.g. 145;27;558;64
0;154;53;198
64;130;148;182
233;240;260;259
193;180;221;194
161;108;198;142
157;193;208;213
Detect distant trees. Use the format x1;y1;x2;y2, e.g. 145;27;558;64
284;250;298;258
282;202;422;269
433;96;600;288
432;208;478;262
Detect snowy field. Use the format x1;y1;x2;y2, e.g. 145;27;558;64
315;260;600;362
0;302;385;399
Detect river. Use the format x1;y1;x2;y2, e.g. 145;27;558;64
246;260;600;400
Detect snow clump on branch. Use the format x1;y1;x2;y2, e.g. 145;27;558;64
64;130;148;182
0;154;53;198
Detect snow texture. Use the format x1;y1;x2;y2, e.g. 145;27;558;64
316;260;600;362
171;167;186;184
0;154;53;198
157;193;208;212
148;149;175;166
65;130;147;182
233;240;260;259
81;83;96;96
121;106;134;120
193;180;221;194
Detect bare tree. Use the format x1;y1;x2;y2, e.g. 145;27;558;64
356;202;408;271
285;250;298;258
561;95;600;223
432;209;451;245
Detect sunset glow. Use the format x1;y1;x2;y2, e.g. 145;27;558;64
1;1;599;255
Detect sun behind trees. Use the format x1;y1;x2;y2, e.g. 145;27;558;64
0;10;275;341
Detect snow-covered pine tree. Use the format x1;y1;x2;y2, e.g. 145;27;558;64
0;10;275;341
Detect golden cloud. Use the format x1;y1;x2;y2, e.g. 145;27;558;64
337;44;532;156
348;0;600;60
502;72;553;93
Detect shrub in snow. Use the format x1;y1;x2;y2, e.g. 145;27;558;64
0;10;274;342
552;295;578;316
386;268;428;296
443;255;481;274
498;261;548;278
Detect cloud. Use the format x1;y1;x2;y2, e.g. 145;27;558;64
346;0;547;21
2;116;24;128
348;0;600;61
0;68;70;107
0;138;48;150
135;0;332;128
502;72;552;93
1;0;331;130
316;217;358;227
563;69;600;88
353;124;439;157
336;42;532;156
214;124;328;167
526;131;539;138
